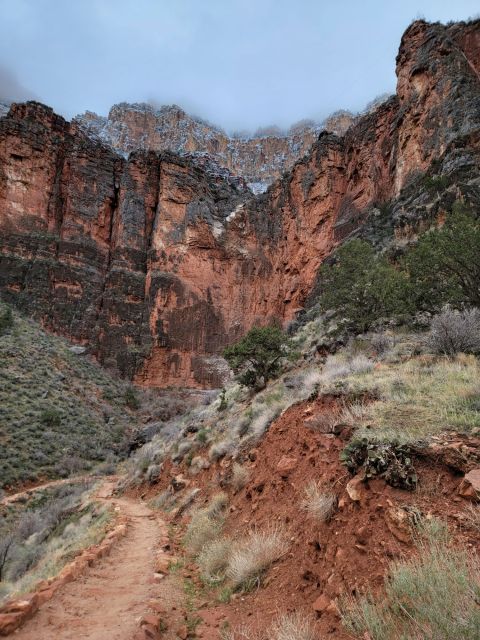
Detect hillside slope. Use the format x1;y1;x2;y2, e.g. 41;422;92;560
0;303;139;488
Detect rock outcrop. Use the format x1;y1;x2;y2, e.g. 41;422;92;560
73;103;356;192
0;19;479;388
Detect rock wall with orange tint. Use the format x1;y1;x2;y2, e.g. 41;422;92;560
73;104;355;192
0;20;479;387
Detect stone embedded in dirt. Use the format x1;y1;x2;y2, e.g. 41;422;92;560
0;612;25;635
171;475;190;492
346;473;365;502
276;455;298;477
458;468;480;501
176;624;188;639
312;593;331;613
385;506;412;544
354;525;369;545
140;613;161;629
152;573;165;583
142;624;163;640
155;554;171;574
196;625;221;639
148;600;167;615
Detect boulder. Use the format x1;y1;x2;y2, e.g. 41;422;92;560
0;612;24;636
276;455;297;477
346;473;365;502
458;468;480;501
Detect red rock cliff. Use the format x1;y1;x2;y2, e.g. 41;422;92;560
0;19;479;388
73;104;355;192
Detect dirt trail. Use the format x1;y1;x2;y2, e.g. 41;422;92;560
13;482;162;640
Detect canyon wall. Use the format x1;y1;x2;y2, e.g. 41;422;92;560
73;104;356;192
0;19;479;388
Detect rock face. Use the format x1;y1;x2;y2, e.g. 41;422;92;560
0;19;479;388
74;103;356;192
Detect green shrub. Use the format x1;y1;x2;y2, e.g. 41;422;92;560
124;386;140;410
0;306;14;336
224;326;291;390
341;439;417;489
406;208;480;310
39;407;62;427
316;208;480;333
317;239;411;333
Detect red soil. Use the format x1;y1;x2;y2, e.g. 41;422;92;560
151;395;480;639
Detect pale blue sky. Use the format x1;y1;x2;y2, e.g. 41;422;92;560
0;0;478;132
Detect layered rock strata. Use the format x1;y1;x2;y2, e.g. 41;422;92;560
0;19;479;387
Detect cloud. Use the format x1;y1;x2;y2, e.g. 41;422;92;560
0;64;38;103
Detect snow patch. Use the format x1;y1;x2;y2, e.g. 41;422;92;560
247;181;270;194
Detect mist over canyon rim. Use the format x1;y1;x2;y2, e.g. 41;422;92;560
0;18;479;389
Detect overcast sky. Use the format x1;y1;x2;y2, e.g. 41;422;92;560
0;0;478;133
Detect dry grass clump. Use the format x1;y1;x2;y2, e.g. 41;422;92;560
463;504;480;532
224;612;317;640
230;463;249;492
341;530;480;640
227;526;289;590
271;613;317;640
427;308;480;356
338;401;371;427
184;493;228;556
185;511;224;556
197;538;233;583
204;492;229;519
209;439;235;461
321;354;374;384
301;482;337;522
338;354;480;443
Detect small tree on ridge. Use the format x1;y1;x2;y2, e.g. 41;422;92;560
223;326;290;390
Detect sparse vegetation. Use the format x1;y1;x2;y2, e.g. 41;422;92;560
198;538;233;583
209;439;234;462
271;613;317;640
226;527;288;590
427;308;480;356
230;463;249;492
0;305;14;336
124;386;140;410
332;353;480;444
301;482;337;522
0;481;112;601
463;504;480;532
0;304;141;488
341;523;480;639
185;495;228;556
224;612;317;640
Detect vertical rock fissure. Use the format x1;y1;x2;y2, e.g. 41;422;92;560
134;155;163;377
93;164;121;352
